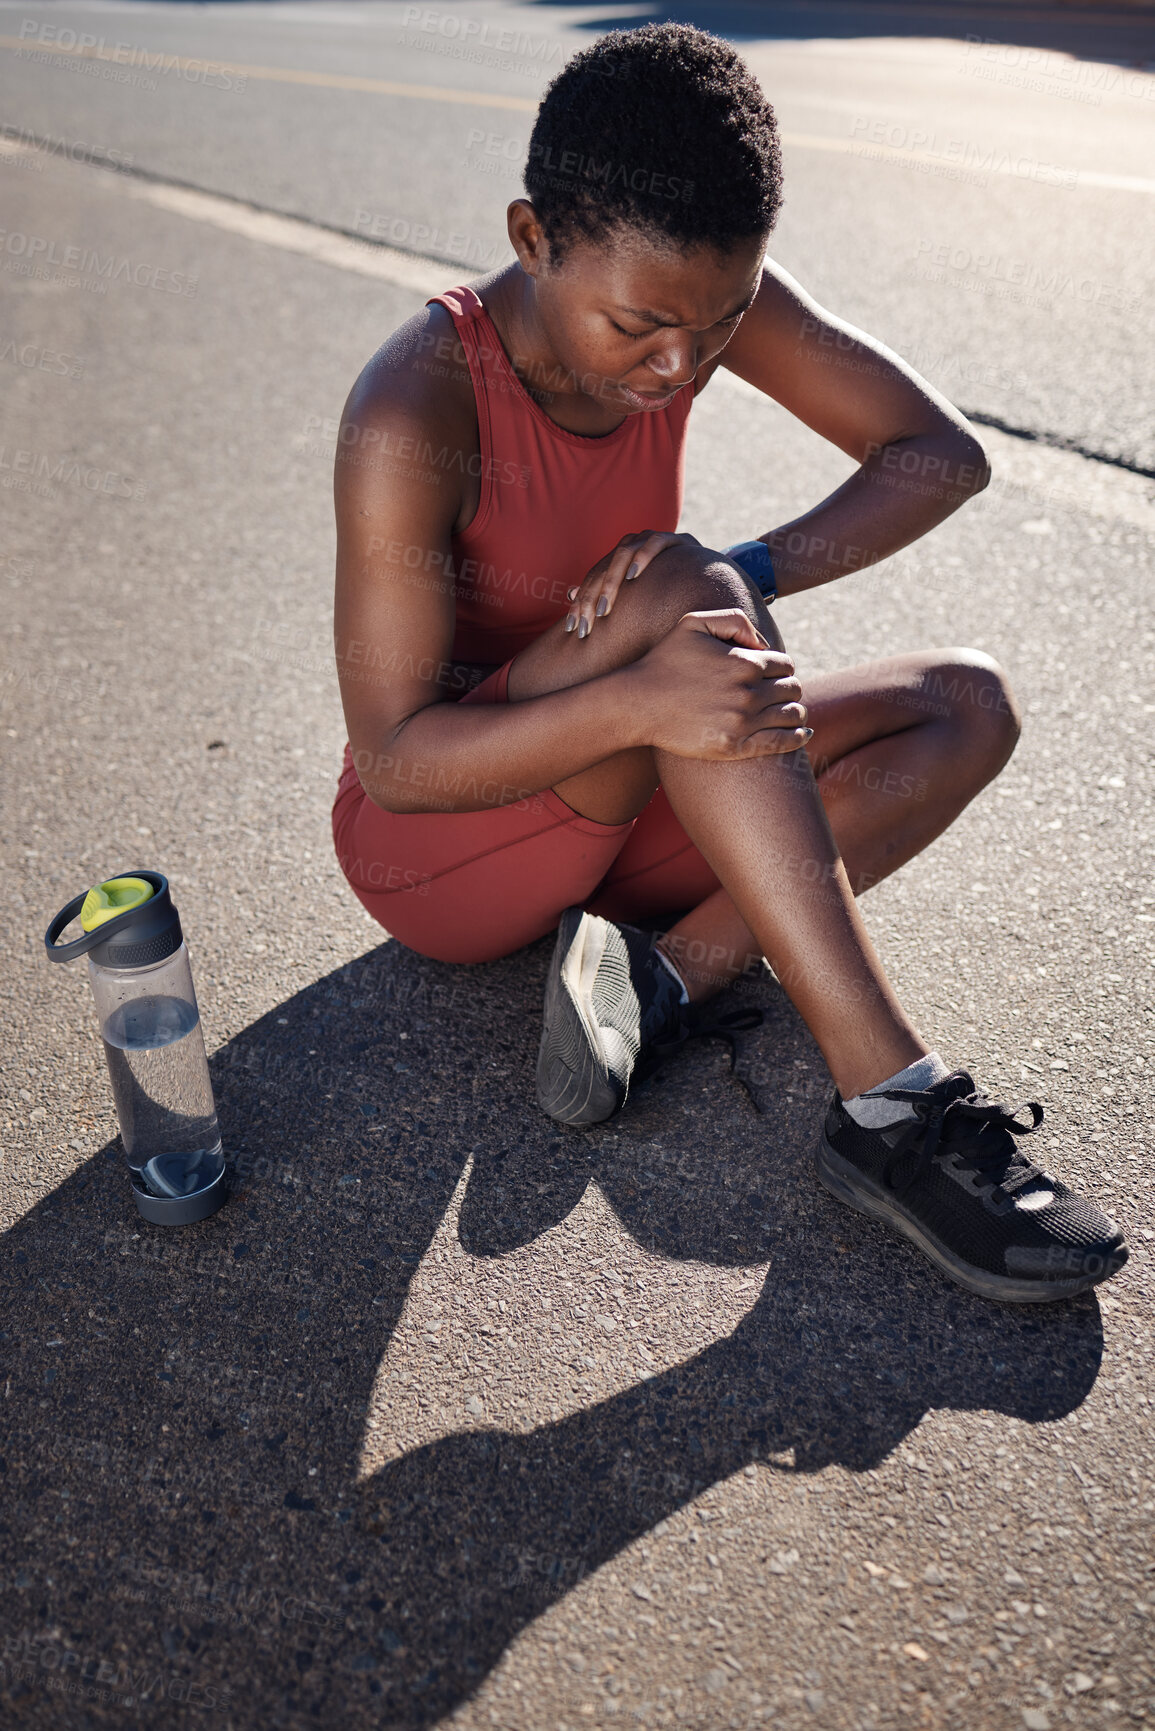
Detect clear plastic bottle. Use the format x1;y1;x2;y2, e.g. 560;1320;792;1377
91;941;224;1204
46;872;227;1225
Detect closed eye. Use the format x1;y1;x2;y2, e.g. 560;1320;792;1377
611;312;745;339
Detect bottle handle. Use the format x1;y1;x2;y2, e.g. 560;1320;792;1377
44;871;169;963
44;894;99;963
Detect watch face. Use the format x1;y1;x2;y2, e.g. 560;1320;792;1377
732;542;775;594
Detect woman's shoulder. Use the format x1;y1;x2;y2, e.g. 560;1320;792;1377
341;299;478;451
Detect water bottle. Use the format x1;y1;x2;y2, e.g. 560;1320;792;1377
45;871;227;1226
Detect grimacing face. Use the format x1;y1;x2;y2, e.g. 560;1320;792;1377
508;202;767;415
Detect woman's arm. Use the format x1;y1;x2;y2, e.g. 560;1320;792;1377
717;260;990;596
334;321;650;816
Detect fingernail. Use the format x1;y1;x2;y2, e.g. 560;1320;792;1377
800;727;814;741
578;618;590;639
625;561;640;580
566;587;578;602
595;596;609;617
565;614;577;633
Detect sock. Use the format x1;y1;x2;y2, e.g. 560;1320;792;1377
652;940;690;1005
844;1051;951;1129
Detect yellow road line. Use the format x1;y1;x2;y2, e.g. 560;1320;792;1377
0;34;538;111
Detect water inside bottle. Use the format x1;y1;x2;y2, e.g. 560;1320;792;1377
102;995;224;1199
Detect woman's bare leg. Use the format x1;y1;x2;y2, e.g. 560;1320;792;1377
505;547;983;1098
658;649;1021;1002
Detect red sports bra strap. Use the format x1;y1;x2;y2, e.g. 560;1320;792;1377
427;287;496;530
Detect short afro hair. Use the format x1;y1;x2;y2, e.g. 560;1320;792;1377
524;23;782;264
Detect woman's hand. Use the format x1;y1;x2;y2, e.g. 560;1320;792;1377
627;609;811;760
565;531;702;638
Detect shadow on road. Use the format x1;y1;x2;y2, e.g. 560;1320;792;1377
528;0;1155;64
0;940;1103;1727
98;0;1155;64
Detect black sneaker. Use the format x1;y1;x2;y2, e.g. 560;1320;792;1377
816;1070;1128;1303
536;907;696;1127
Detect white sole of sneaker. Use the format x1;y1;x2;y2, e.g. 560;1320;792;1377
536;909;621;1126
562;909;607;1063
816;1134;1123;1304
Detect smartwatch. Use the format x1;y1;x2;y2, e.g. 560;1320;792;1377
724;538;777;603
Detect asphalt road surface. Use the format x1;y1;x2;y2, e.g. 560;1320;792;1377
1;3;1153;1730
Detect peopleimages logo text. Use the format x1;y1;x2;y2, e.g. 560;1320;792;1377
1;1630;234;1711
847;118;1078;188
528;142;694;202
0;231;197;295
17;19;247;89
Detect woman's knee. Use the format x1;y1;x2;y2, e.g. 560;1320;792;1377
927;648;1021;762
510;545;780;701
635;545;778;645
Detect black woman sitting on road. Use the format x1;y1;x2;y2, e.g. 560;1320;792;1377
332;24;1126;1304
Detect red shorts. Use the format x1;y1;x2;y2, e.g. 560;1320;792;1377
332;661;720;964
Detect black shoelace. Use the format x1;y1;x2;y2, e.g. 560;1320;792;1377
639;1000;766;1094
873;1073;1045;1203
669;1004;767;1104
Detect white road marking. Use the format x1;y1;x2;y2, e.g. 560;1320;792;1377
131;179;458;294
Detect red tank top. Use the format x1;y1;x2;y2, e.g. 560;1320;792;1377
427;285;694;664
